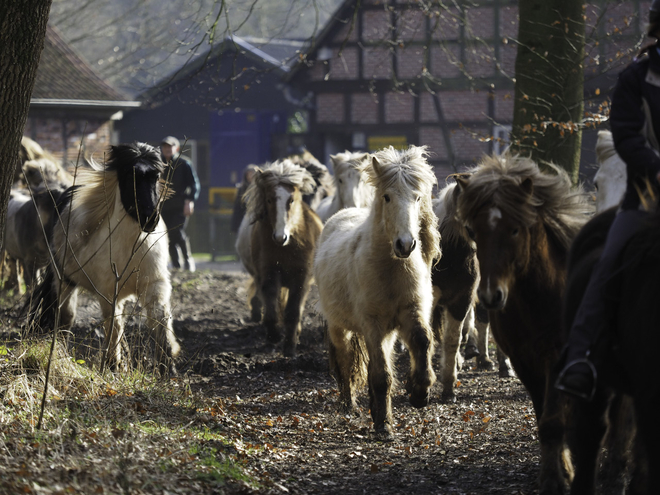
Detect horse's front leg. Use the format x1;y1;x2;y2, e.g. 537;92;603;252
438;299;470;403
537;364;573;495
100;300;126;372
142;280;180;375
260;272;282;344
399;312;436;409
282;280;310;357
365;332;396;437
57;282;78;331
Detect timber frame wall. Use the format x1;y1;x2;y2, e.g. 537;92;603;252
289;0;648;178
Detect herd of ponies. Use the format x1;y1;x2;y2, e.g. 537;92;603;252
5;132;658;493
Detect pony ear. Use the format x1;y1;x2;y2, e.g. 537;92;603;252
371;156;383;175
520;177;534;196
455;176;470;192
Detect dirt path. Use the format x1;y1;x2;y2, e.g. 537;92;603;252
169;267;542;494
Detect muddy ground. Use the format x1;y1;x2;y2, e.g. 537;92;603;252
168;267;541;494
1;265;619;494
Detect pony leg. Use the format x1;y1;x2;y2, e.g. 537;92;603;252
282;282;310;357
247;278;262;323
537;368;573;495
438;307;465;403
100;300;125;371
260;275;282;343
566;390;609;495
473;303;495;371
365;332;396;436
398;315;436;409
327;326;366;415
143;281;180;375
57;282;78;330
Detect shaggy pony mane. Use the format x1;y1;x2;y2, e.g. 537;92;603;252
457;153;593;250
67;143;165;233
367;146;441;265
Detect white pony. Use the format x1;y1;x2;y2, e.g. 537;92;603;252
594;130;626;212
314;145;440;436
30;143;179;373
315;151;374;222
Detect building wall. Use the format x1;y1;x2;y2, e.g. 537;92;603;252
23;113;115;165
297;0;643;179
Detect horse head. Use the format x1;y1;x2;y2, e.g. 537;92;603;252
247;160;316;247
456;175;535;311
456;153;592;311
331;152;373;210
368;146;440;262
110;143;165;233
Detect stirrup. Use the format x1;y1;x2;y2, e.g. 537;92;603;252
554;358;598;401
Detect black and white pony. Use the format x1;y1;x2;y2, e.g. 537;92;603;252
29;143;179;373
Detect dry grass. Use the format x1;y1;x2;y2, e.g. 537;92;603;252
0;332;260;494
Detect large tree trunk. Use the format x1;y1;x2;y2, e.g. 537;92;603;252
0;1;53;250
510;0;586;183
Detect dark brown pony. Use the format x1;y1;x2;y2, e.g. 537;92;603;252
235;159;323;356
455;153;593;494
563;206;657;493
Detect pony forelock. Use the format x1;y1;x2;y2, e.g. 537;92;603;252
457;153;594;249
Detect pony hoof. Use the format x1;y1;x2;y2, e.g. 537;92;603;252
250;311;261;323
409;390;430;409
374;425;393;440
464;344;480;360
499;367;516;378
477;357;495;371
440;391;457;404
282;343;297;358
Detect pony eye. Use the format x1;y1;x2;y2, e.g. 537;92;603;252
465;226;476;240
416;196;421;203
338;179;343;184
512;228;519;237
383;194;390;203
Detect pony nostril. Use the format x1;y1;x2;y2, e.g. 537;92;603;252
494;289;503;304
410;239;417;253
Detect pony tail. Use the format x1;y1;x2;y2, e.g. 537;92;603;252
24;266;57;332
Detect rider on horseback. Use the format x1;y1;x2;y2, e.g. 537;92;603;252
556;0;660;400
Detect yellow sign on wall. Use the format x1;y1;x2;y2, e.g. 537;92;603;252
368;136;408;152
209;187;237;214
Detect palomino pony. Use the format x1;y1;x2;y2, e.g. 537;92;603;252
29;143;179;372
315;151;374;222
235;159;323;356
314;145;440;436
455;153;593;494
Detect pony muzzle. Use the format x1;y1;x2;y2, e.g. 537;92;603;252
272;232;290;246
394;237;416;258
478;286;507;311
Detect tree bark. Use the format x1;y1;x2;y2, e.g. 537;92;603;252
0;1;53;251
510;0;586;183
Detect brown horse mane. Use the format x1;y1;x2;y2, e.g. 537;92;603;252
366;146;441;265
244;159;317;220
457;153;593;251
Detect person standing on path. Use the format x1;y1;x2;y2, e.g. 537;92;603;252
160;136;200;272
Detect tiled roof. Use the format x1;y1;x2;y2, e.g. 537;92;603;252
31;26;138;106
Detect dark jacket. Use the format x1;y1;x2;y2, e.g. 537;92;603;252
161;154;200;214
610;43;660;210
